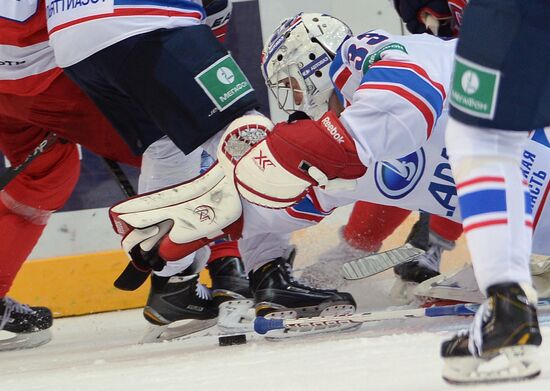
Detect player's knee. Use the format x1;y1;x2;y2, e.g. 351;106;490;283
445;118;527;181
4;142;80;211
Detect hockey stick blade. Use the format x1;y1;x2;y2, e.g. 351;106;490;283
342;243;425;280
254;299;550;335
113;261;151;291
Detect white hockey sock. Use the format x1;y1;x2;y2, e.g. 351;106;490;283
446;119;533;293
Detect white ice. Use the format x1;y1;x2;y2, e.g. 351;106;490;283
2;283;550;391
3;212;550;391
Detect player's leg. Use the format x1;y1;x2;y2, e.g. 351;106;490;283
239;199;356;318
441;0;550;383
300;202;411;288
394;216;462;283
137;139;221;327
240;232;355;318
0;115;80;348
27;73;141;167
343;202;411;252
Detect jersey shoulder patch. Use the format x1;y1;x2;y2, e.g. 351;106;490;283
339;30;409;75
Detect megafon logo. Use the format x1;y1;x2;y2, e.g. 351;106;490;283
374;149;425;199
217;67;235;85
321;116;345;144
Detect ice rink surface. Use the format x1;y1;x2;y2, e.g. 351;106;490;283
3;213;550;391
2;286;550;391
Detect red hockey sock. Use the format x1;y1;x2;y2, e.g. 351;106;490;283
0;199;46;297
343;201;411;251
207;240;241;264
430;216;463;241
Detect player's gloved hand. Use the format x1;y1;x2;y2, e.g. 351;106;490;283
233;111;367;208
447;0;468;30
113;222;169;291
109;115;273;263
392;0;456;37
204;0;232;42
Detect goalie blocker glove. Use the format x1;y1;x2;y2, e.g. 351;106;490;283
234;111;367;208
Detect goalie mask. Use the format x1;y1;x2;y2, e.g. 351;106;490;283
261;13;352;120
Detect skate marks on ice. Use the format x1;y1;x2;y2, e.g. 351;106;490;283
2;308;550;391
0;329;52;352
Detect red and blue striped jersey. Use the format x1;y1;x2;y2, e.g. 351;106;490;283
45;0;206;67
329;30;456;166
0;0;61;95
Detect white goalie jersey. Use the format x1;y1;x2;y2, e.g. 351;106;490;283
241;31;550;258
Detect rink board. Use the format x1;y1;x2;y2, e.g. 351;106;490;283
9;251;212;318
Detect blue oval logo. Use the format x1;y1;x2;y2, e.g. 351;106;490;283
374;149;425;199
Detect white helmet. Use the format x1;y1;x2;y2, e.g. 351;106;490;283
261;13;352;120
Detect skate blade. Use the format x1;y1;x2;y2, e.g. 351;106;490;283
442;345;541;384
256;300;355;319
530;254;550;276
263;305;358;340
0;329;52;351
217;300;255;335
140;318;218;344
414;274;484;304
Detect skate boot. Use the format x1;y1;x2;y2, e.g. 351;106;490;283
394;230;455;283
441;283;542;384
0;296;53;351
144;273;218;325
250;254;356;319
209;257;256;335
141;273;219;343
208;256;252;305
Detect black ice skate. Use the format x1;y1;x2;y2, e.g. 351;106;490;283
141;273;219;343
394;231;455;284
441;283;542;384
250;253;356;319
0;296;53;351
208;256;252;305
208;256;256;335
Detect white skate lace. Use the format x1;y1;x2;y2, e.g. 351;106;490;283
467;300;492;356
416;232;455;272
0;297;33;330
195;283;212;301
416;244;443;271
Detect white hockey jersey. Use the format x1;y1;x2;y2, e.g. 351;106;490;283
240;31;550;257
45;0;205;67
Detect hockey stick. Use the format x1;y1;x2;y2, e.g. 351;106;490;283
254;299;550;335
0;133;58;191
342;243;425;280
102;158;137;198
100;158;157;291
342;212;430;280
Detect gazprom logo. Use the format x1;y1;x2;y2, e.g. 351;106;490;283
374;149;425;199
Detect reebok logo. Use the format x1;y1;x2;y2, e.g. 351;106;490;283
321;116;345;144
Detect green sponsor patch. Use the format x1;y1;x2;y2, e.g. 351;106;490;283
450;56;500;119
195;55;253;111
362;42;408;73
